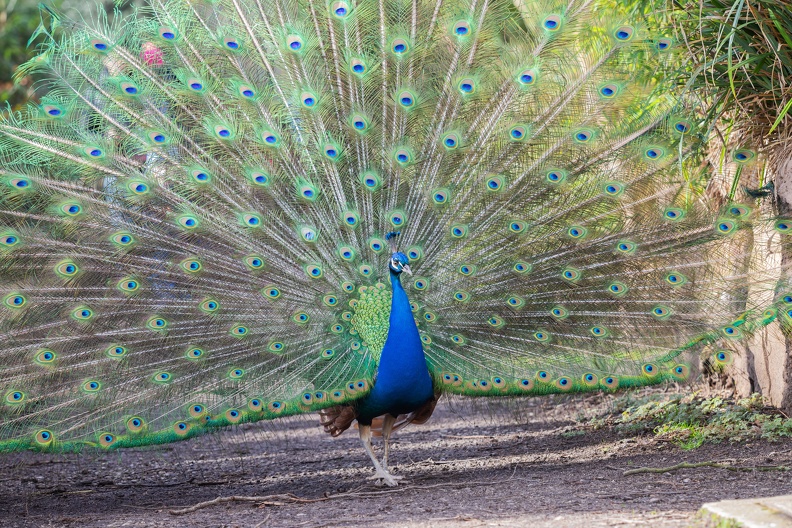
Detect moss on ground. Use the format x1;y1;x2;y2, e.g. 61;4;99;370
580;392;792;449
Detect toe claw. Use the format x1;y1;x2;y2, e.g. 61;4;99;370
367;469;403;487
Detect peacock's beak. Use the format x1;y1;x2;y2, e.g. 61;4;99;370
402;265;412;275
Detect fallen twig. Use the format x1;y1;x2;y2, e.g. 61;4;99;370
623;461;791;476
439;434;494;440
169;475;525;515
253;513;271;528
170;493;321;514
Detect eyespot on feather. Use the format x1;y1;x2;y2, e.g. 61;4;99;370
516;68;537;86
4;390;24;405
146;316;168;331
286;34;304;52
450;224;468;238
607;282;628;296
614;25;635;42
451;20;472;37
222;36;242;51
391;38;410;55
561;267;581;282
555;377;573;391
244;255;265;270
518;378;535;391
714;350;733;366
664;207;685;221
34;349;57;365
158;26;178;41
671;364;690;379
615;240;636;254
42;104;65;118
733;149;755;163
665;272;688;286
106;345;127;359
441;132;460;150
230;325;248;337
180;259;203;273
35;429;54;446
397;90;416;108
185;347;205;360
458;264;476;276
126;416;145;433
111;232;135;247
513;261;531;274
573;128;594;143
509;125;528;141
248;398;264;412
199;299;220;313
603;181;625;197
508;220;527;234
190;169;212;183
656;37;673;51
55;260;79;279
117;278;140;293
567;226;587;239
599;83;620;98
651;305;672;319
457;78;475;95
174;421;191;436
546;170;567;184
486;175;506;191
542;14;562;31
71;306;94;321
82;380;102;393
331;2;351;19
349;58;368;76
388;210;406;227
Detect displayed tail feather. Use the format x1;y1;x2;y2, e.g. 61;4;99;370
0;0;786;453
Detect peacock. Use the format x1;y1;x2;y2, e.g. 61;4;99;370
0;0;786;488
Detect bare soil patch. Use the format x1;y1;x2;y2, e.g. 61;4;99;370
1;392;790;527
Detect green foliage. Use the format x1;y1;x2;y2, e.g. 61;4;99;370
0;0;45;108
679;0;792;141
587;392;792;448
0;0;142;109
627;0;792;143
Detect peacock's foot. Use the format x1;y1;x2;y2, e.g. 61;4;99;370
366;469;405;487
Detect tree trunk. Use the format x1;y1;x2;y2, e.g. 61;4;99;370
739;151;792;414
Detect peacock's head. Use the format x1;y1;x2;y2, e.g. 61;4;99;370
389;252;412;275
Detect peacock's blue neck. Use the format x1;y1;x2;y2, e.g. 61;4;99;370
355;270;434;423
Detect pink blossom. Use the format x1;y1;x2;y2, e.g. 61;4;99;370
140;42;164;66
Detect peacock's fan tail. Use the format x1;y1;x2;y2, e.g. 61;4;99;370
0;0;786;453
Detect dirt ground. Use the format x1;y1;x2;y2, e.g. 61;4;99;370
1;392;791;528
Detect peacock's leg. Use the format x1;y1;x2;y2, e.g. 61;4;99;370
381;414;396;469
359;424;399;487
379;414;405;484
